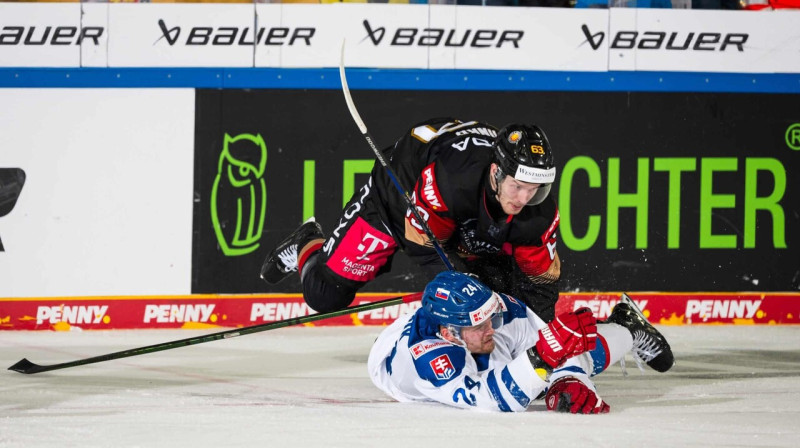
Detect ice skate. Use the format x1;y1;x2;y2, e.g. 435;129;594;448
607;293;674;373
260;218;324;284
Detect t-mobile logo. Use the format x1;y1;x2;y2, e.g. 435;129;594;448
356;232;390;261
0;168;26;252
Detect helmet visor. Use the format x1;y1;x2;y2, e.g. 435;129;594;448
489;311;504;330
449;311;503;341
527;183;552;206
512;165;555;206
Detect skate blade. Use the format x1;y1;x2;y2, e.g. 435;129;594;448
620;292;644;315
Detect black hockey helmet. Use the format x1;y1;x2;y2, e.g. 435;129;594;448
492;124;556;206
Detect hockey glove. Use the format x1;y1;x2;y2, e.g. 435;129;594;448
545;377;610;414
534;307;597;368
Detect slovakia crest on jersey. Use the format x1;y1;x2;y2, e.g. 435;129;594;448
429;354;456;381
434;288;450;300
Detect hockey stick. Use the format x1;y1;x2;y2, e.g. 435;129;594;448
338;41;454;272
8;292;421;375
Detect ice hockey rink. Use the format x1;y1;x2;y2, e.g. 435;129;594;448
2;325;799;448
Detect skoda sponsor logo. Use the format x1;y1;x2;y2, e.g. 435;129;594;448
580;24;747;52
361;20;523;48
154;19;314;46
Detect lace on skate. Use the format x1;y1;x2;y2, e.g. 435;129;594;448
277;244;299;273
260;218;324;285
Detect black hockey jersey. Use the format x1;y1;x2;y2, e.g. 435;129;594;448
372;118;559;279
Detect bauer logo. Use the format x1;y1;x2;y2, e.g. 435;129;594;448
361;20;523;48
0;26;103;46
210;133;267;257
580;24;748;52
580;24;605;50
0;168;26;252
154;19;314;46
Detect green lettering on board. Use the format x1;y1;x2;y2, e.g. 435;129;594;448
559;156;602;252
606;158;649;249
699;158;738;248
653;158;697;249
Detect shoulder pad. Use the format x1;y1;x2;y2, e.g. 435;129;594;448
499;293;529;321
413;343;467;387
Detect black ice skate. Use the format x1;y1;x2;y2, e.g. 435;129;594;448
607;293;674;373
260;218;324;285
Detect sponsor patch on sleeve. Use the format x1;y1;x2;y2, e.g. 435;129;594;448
410;340;451;360
419;163;448;212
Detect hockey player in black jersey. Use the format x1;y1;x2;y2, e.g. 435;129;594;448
261;118;562;321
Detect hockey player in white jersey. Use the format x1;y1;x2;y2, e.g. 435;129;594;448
368;271;674;413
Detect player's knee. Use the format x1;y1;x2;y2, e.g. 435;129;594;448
302;262;357;313
303;283;355;313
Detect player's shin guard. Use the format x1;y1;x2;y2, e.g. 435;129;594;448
301;254;359;314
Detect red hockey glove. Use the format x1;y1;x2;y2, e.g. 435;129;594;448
534;307;597;368
546;377;610;414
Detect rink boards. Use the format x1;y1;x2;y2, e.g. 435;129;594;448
1;5;799;329
1;292;798;331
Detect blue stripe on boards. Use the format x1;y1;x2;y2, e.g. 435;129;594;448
2;68;799;94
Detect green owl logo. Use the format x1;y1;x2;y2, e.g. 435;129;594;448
210;133;267;256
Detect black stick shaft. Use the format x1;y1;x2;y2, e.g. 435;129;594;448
338;41;454;271
8;293;421;374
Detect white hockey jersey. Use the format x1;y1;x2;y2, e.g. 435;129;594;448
368;293;551;412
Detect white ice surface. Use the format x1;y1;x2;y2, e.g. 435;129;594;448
1;325;799;448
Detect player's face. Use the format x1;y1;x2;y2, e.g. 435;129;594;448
497;176;540;215
460;318;496;354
